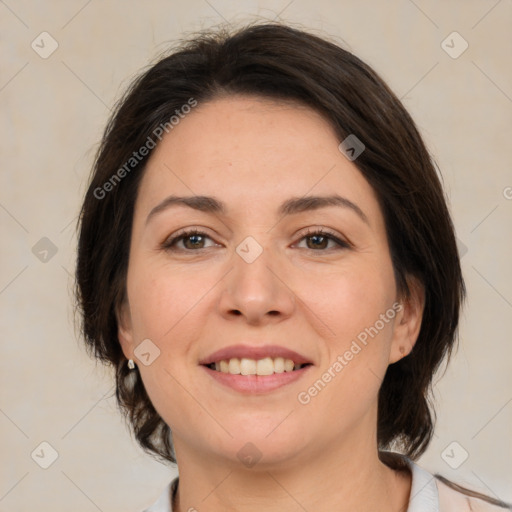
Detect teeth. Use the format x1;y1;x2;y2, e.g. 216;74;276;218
274;357;285;373
240;358;256;375
228;358;241;375
210;357;306;376
284;359;294;372
256;357;274;376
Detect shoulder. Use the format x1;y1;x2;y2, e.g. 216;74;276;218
398;454;511;512
436;477;512;512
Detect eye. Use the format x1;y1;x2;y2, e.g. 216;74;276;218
295;228;350;251
161;227;350;252
162;229;218;251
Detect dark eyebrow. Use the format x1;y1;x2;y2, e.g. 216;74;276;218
146;194;369;225
278;195;369;224
146;195;225;225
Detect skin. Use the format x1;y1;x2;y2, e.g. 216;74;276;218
117;95;425;512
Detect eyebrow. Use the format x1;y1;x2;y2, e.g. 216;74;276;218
145;194;369;225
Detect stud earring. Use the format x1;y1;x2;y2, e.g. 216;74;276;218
399;347;406;358
128;359;136;370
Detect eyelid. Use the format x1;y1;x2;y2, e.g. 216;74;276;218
294;226;352;249
161;227;219;250
161;225;351;252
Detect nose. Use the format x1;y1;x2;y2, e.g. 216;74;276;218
217;243;296;326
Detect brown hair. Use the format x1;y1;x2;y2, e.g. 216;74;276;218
76;20;503;504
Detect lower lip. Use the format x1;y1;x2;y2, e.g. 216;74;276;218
201;365;312;394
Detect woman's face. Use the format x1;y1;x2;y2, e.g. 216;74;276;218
118;95;422;468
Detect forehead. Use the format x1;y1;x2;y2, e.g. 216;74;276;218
135;95;380;222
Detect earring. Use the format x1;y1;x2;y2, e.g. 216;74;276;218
128;359;136;370
399;347;406;358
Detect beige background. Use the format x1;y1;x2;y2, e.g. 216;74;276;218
1;1;511;510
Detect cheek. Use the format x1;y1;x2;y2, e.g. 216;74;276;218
297;257;397;346
293;258;397;405
125;263;212;428
125;259;224;401
127;259;212;343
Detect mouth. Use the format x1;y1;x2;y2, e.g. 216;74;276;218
203;357;313;376
198;344;314;393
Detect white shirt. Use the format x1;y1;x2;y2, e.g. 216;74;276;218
143;457;509;511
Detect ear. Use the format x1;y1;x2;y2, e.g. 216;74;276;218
388;275;425;364
116;298;135;361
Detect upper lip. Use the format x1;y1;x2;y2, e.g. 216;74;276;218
199;344;313;365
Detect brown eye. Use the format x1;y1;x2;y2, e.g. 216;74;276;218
305;234;330;250
181;233;207;249
163;230;216;251
296;229;350;251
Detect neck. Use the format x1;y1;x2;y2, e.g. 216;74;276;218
172;438;412;512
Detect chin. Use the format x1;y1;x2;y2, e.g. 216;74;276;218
218;428;311;469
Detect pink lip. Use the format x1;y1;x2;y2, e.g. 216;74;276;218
199;344;312;365
201;365;312;394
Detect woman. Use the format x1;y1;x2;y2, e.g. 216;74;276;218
75;22;511;512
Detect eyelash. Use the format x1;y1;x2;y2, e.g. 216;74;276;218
161;227;351;252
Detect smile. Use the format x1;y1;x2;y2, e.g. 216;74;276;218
205;357;311;376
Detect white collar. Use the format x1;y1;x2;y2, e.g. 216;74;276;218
405;457;440;511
